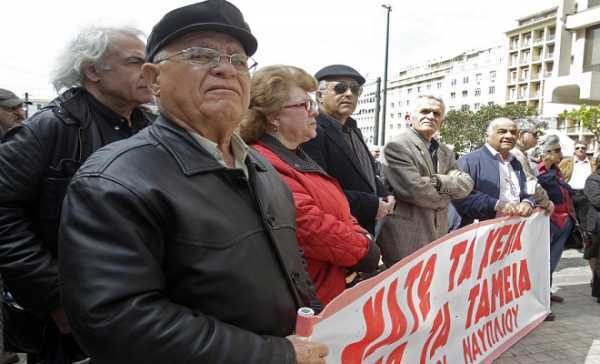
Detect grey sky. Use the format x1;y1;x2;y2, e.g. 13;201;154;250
1;0;555;99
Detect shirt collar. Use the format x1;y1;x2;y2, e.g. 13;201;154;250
485;143;514;162
187;130;249;170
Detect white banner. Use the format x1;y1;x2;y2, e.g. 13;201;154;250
310;212;550;364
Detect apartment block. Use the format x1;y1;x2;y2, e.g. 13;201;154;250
505;7;558;114
546;0;600;148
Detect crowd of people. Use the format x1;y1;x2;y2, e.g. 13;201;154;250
0;0;599;363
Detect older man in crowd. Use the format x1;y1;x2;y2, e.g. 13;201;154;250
378;95;473;266
559;141;597;249
302;64;394;235
0;26;152;361
0;89;29;137
453;118;535;227
512;119;554;214
58;1;327;363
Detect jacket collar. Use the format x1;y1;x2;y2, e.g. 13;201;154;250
150;115;268;176
259;134;326;174
53;87;147;130
316;112;373;189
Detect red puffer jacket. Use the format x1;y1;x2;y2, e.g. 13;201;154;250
253;138;371;304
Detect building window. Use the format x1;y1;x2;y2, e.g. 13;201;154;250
474;88;481;96
489;86;495;95
474;103;481;111
437;82;442;89
407;88;412;95
417;86;421;93
450;92;456;99
449;105;456;111
475;73;482;84
451;79;457;86
489;71;496;82
461;104;470;111
462;90;468;97
463;76;469;84
406;100;410;106
584;24;600;72
426;84;431;90
390;102;395;108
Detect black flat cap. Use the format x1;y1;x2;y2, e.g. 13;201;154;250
315;64;365;85
0;88;29;108
147;0;257;62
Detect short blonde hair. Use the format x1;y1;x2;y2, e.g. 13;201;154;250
240;65;317;143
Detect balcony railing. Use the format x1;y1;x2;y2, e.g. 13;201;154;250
546;33;555;41
545;52;554;59
531;73;540;80
521;40;531;48
533;38;543;44
521;57;530;64
543;71;553;77
530;91;540;98
532;55;541;62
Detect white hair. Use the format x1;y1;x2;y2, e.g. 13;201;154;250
51;26;145;92
413;95;446;116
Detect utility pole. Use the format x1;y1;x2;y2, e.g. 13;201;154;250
381;4;392;145
374;77;381;145
24;92;30;118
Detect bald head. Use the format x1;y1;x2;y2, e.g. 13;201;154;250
486;118;517;158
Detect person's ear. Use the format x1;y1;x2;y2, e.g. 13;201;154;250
142;63;161;97
82;63;102;83
316;90;324;103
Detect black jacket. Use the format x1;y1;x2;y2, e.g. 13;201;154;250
585;170;600;232
58;116;318;364
301;113;387;234
0;87;149;316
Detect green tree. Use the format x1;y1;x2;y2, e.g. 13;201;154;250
440;104;538;154
560;105;600;149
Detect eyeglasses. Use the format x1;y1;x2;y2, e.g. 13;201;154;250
331;81;363;96
575;147;587;151
283;98;319;114
155;46;257;73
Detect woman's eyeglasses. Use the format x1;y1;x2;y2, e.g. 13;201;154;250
283;99;319;114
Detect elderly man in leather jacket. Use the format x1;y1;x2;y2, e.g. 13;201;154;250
58;1;328;364
0;26;152;361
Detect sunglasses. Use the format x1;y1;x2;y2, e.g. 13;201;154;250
331;81;363;96
575;147;587;151
283;98;319;114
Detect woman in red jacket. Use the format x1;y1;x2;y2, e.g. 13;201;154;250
240;65;380;305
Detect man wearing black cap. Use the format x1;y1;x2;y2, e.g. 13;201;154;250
0;26;152;362
0;88;28;137
302;65;394;235
58;1;327;363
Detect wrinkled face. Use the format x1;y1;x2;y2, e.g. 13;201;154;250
487;119;518;154
275;86;318;146
318;77;360;121
372;148;381;159
543;144;563;166
574;145;587;159
144;31;251;133
0;103;26;130
94;33;152;106
411;97;445;140
519;131;538;150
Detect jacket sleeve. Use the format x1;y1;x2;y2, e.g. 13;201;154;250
585;174;600;210
435;153;473;199
59;175;296;364
383;140;451;209
0;123;60;315
452;156;498;220
281;175;370;268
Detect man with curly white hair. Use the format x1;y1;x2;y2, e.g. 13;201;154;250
0;25;152;362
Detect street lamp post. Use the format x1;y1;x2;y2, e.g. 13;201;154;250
381;4;392;145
